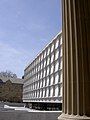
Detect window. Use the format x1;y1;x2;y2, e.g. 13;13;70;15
37;58;39;64
35;83;37;89
38;65;40;71
30;93;32;98
55;50;59;60
37;81;39;89
34;61;35;67
44;59;46;67
44;51;46;58
50;75;54;85
37;90;39;98
60;71;63;82
41;54;43;61
55;73;59;84
46;88;49;97
47;47;50;55
51;64;54;74
35;75;37;81
35;74;38;81
43;78;45;87
32;92;33;98
35;91;36;97
51;43;54;52
39;90;40;98
60;86;62;96
43;89;45;97
31;85;32;90
47;57;50;65
35;60;37;65
34;68;35;73
43;69;46;77
41;90;43;97
39;57;41;63
60;59;63;69
40;80;42;88
55;39;59;49
36;66;38;72
34;83;35;89
38;74;39;80
55;85;58;97
46;77;49;86
32;62;34;68
58;85;60;96
33;92;35;98
47;67;49;76
40;90;42;98
55;61;59;72
50;87;53;97
51;53;54;63
41;62;43;69
40;71;42;79
60;46;63;57
60;37;62;45
36;91;37;97
33;84;34;90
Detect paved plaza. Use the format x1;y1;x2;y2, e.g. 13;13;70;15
0;102;61;120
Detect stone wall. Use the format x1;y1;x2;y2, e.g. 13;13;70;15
0;80;23;102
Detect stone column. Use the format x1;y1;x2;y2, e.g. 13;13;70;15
58;0;90;119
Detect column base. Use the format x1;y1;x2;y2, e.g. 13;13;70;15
58;113;90;120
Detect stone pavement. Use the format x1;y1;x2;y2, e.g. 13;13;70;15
0;102;61;120
0;111;61;120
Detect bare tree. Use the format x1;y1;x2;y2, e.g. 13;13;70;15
0;70;17;78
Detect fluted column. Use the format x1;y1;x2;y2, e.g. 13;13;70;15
58;0;90;119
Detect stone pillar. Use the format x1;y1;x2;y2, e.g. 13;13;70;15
58;0;90;119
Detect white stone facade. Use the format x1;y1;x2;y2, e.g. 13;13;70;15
23;32;62;103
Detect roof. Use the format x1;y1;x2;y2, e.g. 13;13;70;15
0;76;23;84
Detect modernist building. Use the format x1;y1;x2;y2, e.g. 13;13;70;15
0;76;23;102
23;32;62;110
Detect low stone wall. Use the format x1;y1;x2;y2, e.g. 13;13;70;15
0;111;61;120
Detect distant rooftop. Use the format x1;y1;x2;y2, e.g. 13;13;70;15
0;76;23;84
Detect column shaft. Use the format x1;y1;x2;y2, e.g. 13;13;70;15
59;0;90;119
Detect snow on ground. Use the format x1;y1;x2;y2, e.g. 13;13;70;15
4;105;39;112
4;105;62;113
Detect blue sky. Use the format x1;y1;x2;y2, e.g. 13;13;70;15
0;0;62;78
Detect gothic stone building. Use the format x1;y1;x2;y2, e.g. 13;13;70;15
0;76;23;102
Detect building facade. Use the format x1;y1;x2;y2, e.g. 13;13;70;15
23;32;62;110
0;76;23;102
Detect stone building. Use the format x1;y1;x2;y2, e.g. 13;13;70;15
23;32;62;110
0;76;23;102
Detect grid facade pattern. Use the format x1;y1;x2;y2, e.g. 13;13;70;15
23;32;62;103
